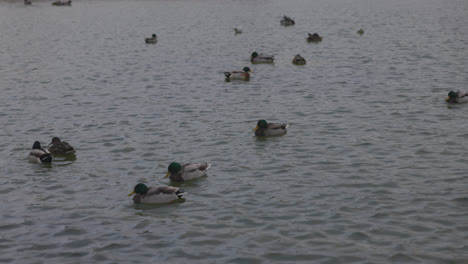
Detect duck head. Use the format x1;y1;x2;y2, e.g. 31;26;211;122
50;137;62;144
128;183;148;196
32;141;42;150
253;119;268;131
164;162;182;178
251;52;259;59
446;91;458;102
243;67;252;73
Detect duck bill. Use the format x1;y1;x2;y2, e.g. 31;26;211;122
252;125;259;131
128;190;136;196
164;171;171;178
445;96;450;101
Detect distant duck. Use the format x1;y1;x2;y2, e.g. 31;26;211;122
253;120;288;137
446;91;468;103
52;0;71;6
280;15;295;26
357;29;365;35
145;34;157;44
307;33;322;42
234;28;243;34
24;0;31;5
224;67;252;81
29;141;53;164
48;137;75;155
164;162;211;182
128;183;184;204
251;52;274;64
292;54;306;65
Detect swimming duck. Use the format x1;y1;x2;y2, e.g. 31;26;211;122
253;120;288;137
24;0;31;5
280;16;295;26
307;33;322;42
128;183;184;204
234;28;243;34
292;54;306;65
145;34;157;44
164;162;210;182
251;52;274;64
224;67;252;81
48;137;75;155
357;29;365;35
446;91;468;103
29;141;53;164
52;0;71;6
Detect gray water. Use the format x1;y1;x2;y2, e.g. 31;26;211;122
1;0;468;263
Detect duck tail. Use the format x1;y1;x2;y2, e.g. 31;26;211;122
40;153;53;163
176;189;185;198
224;72;231;78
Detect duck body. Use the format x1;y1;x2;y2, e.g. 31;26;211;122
48;137;75;155
253;120;288;137
292;54;306;65
29;141;53;164
52;0;71;6
251;52;274;64
165;162;211;182
234;28;242;34
129;184;184;204
280;16;295;26
446;91;468;103
224;67;252;81
307;33;322;42
145;34;157;44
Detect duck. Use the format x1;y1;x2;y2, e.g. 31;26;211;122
24;0;31;5
224;67;252;81
280;16;295;26
251;52;274;64
307;33;322;42
164;162;211;182
446;91;468;103
145;34;157;44
128;183;184;204
357;29;365;35
253;120;288;137
48;137;75;155
234;28;243;34
52;0;71;6
292;54;306;65
29;141;53;164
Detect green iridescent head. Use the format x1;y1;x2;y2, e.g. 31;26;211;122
168;162;182;173
257;119;268;128
128;183;148;196
448;91;458;99
243;67;251;73
251;52;259;58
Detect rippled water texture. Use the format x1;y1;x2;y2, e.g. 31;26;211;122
1;0;468;263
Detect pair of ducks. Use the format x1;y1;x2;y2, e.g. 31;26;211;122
28;137;75;164
129;119;288;204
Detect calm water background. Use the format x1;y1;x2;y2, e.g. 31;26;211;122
1;0;468;263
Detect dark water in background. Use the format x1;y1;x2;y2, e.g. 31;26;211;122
1;0;467;263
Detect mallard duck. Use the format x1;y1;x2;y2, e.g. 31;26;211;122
292;54;306;65
29;141;53;164
446;91;468;103
307;33;322;42
52;0;71;6
48;137;75;155
253;120;288;137
234;28;243;34
357;29;365;35
164;162;210;182
24;0;32;5
224;67;252;81
280;16;295;26
251;52;274;64
145;34;157;44
128;183;184;204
